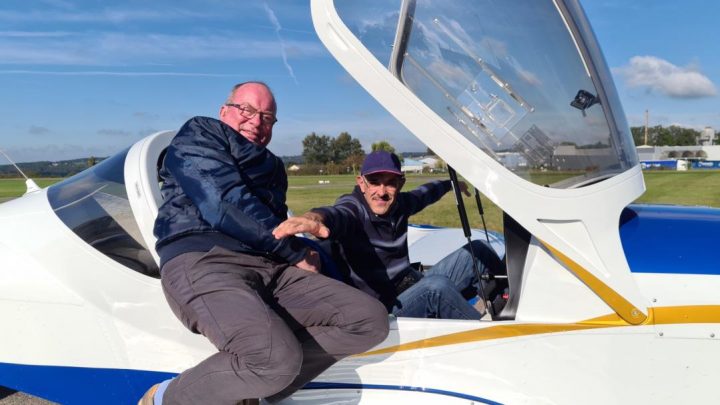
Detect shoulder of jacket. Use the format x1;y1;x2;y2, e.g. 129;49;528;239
181;116;240;141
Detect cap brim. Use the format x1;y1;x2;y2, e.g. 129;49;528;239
362;169;403;176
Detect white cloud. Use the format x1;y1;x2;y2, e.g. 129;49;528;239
133;112;160;120
615;55;717;98
2;144;123;163
263;2;298;84
0;31;72;38
0;70;242;77
28;125;51;135
0;8;216;24
0;32;324;66
97;129;132;137
39;0;74;10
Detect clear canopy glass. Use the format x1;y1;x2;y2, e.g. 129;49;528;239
48;149;159;277
335;0;637;187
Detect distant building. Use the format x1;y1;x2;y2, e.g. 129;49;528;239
419;157;439;168
551;145;616;171
287;164;301;172
401;158;423;173
496;152;527;170
637;144;720;171
636;145;720;161
699;127;716;146
636;145;656;162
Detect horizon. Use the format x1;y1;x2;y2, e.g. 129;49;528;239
1;0;718;163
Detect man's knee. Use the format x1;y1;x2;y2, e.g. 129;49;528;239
361;296;391;347
466;240;500;260
418;274;458;295
242;339;303;398
226;323;303;380
340;292;390;352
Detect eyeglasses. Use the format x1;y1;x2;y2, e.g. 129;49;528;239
225;103;278;125
362;175;404;191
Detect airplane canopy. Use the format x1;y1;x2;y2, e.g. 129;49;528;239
333;0;637;188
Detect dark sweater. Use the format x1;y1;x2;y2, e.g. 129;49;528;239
312;180;452;307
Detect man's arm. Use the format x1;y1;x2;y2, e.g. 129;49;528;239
273;193;363;242
272;212;330;240
404;180;470;216
165;117;306;264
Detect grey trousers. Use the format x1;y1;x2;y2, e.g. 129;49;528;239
160;246;389;404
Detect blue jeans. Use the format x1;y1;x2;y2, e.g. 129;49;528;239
391;240;502;320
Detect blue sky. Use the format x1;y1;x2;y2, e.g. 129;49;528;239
0;0;717;162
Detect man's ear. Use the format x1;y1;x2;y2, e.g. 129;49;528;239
219;105;228;119
398;176;406;191
356;175;366;191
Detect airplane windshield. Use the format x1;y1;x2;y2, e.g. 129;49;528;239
47;149;159;277
334;0;638;187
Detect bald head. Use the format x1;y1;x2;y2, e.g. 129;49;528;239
219;82;277;147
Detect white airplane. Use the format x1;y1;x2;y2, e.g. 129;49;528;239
2;0;719;404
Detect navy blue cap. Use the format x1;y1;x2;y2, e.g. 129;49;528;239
361;151;402;176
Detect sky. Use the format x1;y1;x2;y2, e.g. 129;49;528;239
0;0;717;163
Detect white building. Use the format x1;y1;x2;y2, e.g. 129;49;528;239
419;157;439;168
700;127;716;146
401;158;424;173
496;152;528;170
636;145;720;161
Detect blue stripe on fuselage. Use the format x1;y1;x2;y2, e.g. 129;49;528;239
0;362;176;405
620;204;720;275
305;382;503;404
0;363;503;404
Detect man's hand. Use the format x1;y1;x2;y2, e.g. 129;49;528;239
273;212;330;240
295;248;322;273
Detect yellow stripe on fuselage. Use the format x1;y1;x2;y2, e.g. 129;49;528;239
358;305;720;357
541;241;647;325
652;305;720;324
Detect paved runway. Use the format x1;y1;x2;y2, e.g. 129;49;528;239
0;387;54;405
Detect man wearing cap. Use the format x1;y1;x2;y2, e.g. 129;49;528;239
273;151;504;319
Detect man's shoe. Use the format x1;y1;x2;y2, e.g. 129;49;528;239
238;399;260;405
138;383;160;405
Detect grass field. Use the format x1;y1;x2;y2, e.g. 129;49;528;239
289;171;720;231
1;171;719;231
0;178;62;202
287;174;507;230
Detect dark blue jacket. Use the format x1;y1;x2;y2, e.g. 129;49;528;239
154;116;306;267
312;181;452;307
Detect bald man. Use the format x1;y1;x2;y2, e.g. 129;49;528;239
140;82;388;405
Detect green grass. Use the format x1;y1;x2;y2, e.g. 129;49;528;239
284;174;501;229
1;171;719;231
290;171;720;231
636;171;720;207
0;178;63;203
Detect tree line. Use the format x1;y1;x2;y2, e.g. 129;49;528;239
0;157;100;178
630;125;718;146
296;132;399;175
4;125;713;179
